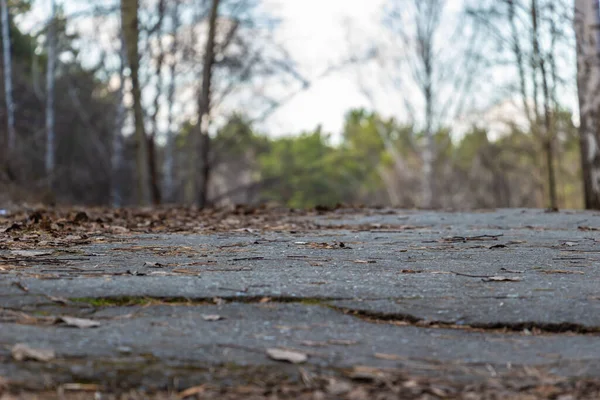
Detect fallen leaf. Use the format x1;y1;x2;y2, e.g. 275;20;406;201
59;316;101;328
10;250;52;257
202;314;224;321
11;344;55;362
47;296;70;305
300;340;328;347
178;385;206;398
259;297;271;303
266;348;308;364
61;383;101;391
482;276;522;282
374;352;402;360
353;259;376;264
143;261;163;268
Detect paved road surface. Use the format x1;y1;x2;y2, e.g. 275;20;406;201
1;208;600;397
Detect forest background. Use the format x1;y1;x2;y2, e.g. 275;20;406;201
0;0;597;211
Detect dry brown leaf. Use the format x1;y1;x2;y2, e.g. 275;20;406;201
259;297;271;303
59;316;101;328
177;385;206;398
11;343;55;362
266;348;308;364
374;352;402;360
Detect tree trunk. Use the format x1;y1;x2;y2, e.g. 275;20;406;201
45;0;56;191
163;1;179;203
111;34;127;207
121;0;151;206
531;0;557;210
146;0;166;205
147;136;161;204
1;0;15;156
187;0;220;208
575;0;600;209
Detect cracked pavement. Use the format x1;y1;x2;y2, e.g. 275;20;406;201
1;208;600;396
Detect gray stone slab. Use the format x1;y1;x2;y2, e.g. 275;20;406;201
2;303;600;390
2;209;600;391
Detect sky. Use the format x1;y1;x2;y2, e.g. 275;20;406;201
257;0;387;137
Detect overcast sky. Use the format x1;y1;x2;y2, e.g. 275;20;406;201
258;0;387;137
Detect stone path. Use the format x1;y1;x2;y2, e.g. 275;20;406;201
1;208;600;398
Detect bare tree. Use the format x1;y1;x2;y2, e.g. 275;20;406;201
45;0;57;191
575;0;600;209
121;0;151;205
530;0;557;210
111;33;127;208
163;0;180;202
1;0;15;159
383;0;481;208
186;0;220;207
468;0;573;209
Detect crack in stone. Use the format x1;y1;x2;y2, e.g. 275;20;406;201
332;306;600;335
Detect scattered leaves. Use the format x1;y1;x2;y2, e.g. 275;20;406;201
11;344;55;362
59;316;102;328
266;348;308;364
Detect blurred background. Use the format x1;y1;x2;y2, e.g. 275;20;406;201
0;0;597;210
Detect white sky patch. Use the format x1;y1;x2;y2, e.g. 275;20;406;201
259;0;386;138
